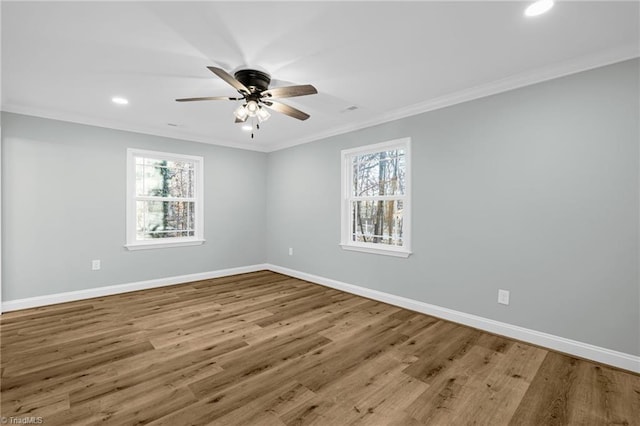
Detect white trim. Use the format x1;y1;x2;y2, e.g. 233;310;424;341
126;148;204;250
269;47;640;152
341;138;411;257
1;264;268;312
2;262;637;372
2;47;636;154
266;264;640;374
124;239;205;250
339;244;411;258
0;105;270;152
341;138;409;157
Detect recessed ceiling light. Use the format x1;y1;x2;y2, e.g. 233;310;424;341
525;0;554;17
242;125;252;132
111;96;129;105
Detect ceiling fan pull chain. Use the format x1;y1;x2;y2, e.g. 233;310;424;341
251;115;256;138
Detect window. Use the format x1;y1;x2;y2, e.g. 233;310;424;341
340;138;411;257
126;149;204;250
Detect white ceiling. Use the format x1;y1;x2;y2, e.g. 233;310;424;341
2;1;639;152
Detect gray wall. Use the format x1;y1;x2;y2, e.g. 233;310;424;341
2;112;267;300
2;59;638;357
266;59;640;356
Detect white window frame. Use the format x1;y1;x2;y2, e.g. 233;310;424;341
125;148;205;250
340;137;412;258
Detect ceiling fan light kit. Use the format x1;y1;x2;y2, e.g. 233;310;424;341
233;104;249;121
245;100;260;115
177;66;317;138
256;107;271;123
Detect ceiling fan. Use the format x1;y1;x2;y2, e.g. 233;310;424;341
176;66;317;135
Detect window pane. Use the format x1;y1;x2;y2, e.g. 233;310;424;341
136;200;195;240
351;199;404;246
353;150;405;197
136;159;194;198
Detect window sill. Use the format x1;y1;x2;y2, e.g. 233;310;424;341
125;239;205;251
339;243;412;258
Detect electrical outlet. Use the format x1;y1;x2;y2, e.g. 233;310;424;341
92;259;101;271
288;247;294;256
498;289;510;305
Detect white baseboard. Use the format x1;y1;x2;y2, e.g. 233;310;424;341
1;264;269;312
267;264;640;374
2;263;637;373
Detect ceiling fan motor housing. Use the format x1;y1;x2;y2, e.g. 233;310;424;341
234;69;271;93
176;66;315;122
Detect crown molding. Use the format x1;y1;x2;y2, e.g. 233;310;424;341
0;104;270;153
3;45;638;154
268;45;640;152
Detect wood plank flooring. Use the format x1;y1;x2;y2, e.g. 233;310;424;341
1;270;638;425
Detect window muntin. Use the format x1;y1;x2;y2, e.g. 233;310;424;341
126;149;204;250
351;199;404;246
136;200;195;240
341;138;411;257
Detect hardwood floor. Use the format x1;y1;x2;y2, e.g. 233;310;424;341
1;271;638;425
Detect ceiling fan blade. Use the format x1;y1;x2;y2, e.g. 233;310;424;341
263;100;310;121
261;84;317;99
175;96;238;102
207;66;250;95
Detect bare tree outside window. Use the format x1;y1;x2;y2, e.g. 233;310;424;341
135;158;196;239
351;149;406;246
341;138;411;257
126;149;204;250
